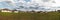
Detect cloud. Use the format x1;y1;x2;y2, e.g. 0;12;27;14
0;0;60;11
0;0;5;1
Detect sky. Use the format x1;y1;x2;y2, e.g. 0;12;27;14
0;0;60;11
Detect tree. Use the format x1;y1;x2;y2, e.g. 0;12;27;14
30;10;35;13
12;8;17;13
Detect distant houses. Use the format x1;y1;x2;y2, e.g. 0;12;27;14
0;8;60;13
0;8;18;13
1;8;12;12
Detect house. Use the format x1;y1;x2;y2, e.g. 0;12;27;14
1;8;19;13
1;8;12;13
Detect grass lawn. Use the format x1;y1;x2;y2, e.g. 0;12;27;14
0;12;60;20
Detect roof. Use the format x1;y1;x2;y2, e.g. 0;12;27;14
1;8;11;11
1;8;18;11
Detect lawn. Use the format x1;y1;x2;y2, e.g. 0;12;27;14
0;12;60;20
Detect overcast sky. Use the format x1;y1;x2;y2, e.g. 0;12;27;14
0;0;60;11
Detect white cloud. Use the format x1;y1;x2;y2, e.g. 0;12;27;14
0;0;60;11
12;0;60;11
0;0;5;1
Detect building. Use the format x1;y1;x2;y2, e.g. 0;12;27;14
0;8;18;13
1;8;12;12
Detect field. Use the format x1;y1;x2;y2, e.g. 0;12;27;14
0;11;60;20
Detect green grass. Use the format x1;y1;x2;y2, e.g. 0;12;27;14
0;12;60;20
